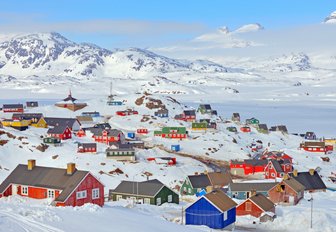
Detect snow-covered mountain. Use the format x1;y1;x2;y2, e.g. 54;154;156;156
0;32;228;78
324;11;336;24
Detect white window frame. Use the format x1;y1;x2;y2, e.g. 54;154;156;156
47;189;55;198
21;186;28;195
76;190;87;200
168;195;172;203
223;211;228;221
144;198;151;204
92;188;100;199
156;197;161;205
188;188;191;193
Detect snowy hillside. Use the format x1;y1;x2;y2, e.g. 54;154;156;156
324;11;336;24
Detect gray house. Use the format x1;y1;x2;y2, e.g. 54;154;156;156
44;117;81;131
109;179;179;205
227;182;278;200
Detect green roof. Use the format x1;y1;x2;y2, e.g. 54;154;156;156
161;127;186;134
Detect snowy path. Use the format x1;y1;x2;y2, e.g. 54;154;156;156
0;210;63;232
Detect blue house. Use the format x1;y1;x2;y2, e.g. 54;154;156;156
171;144;180;152
185;189;237;229
154;109;169;118
81;111;100;117
127;132;135;139
227;182;278;200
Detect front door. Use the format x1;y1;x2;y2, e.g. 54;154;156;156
12;185;17;195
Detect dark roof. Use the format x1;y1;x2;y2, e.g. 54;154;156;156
249;194;275;212
88;128;122;137
112;179;165;197
93;123;111;130
277;125;288;133
303;141;325;147
289;171;327;191
229;182;278;192
47;125;69;134
258;124;268;130
200;104;211;110
78;143;97;149
63;93;77;102
188;174;211;188
26;101;38;107
12;113;43;120
205;189;237;212
244;159;268;166
305;132;315;136
0;164;88;202
269;160;283;173
106;142;134;152
76;116;93;122
155;109;168;114
232;113;240;117
44;117;80;128
183;110;196;116
230;160;244;165
3;104;23;109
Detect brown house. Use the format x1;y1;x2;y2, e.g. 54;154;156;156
268;176;305;205
236;193;275;218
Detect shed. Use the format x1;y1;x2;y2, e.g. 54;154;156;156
185;189;237;229
236;193;275;218
171;144;180;152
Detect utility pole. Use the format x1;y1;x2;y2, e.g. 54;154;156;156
310;195;313;229
181;206;184;225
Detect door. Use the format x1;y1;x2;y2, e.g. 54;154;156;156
247;192;250;198
12;185;17;195
289;196;294;204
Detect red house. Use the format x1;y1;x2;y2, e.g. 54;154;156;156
0;160;104;207
76;128;86;137
236;193;275;218
300;141;333;153
240;126;251;133
2;104;24;113
264;160;293;179
116;109;139;116
268;177;305;205
90;128;125;144
47;125;72;140
230;159;268;176
137;128;148;134
147;157;176;166
77;143;97;153
261;151;293;164
174;110;196;122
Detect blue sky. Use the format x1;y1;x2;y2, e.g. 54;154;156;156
0;0;335;48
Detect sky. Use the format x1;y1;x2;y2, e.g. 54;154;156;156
0;0;335;48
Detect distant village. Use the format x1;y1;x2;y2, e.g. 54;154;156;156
0;88;335;230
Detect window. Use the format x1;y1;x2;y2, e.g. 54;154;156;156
245;202;252;211
168;195;172;203
92;188;100;199
144;198;151;204
223;211;228;221
116;195;122;201
76;190;87;199
271;173;275;177
21;186;28;195
156;197;161;205
47;189;55;198
188;188;191;193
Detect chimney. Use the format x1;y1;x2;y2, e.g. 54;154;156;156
250;189;257;197
27;159;36;170
309;169;315;176
293;169;298;177
67;163;76;175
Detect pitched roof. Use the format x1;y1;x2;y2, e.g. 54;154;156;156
78;143;97;149
282;178;305;193
303;141;325;147
0;164;88;202
155;109;168;114
111;179;165;197
205;189;237;212
47;125;69;134
93;123;111;130
232;113;240;117
88;128;122;137
258;124;268;130
12;113;43;120
200;104;211;110
229;182;278;192
244;159;268;166
207;172;232;187
44;117;80;128
106;142;134;152
76;116;93;122
188;174;211;188
289;171;326;191
269;160;283;173
3;104;23;109
249;194;275;212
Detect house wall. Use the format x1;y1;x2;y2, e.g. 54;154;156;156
229;190;269;200
106;155;135;161
154;186;179;205
3;108;24;113
236;199;274;218
268;184;303;205
181;179;195;195
60;173;104;207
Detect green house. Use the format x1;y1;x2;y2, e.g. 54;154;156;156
155;127;187;139
197;104;212;114
181;172;232;196
192;122;207;131
43;137;61;146
246;118;260;125
257;124;269;134
110;179;179;205
226;126;238;133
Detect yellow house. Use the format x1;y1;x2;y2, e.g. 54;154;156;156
31;117;48;128
11;120;30;127
1;120;13;127
324;139;336;146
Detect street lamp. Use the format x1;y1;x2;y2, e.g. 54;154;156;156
308;194;313;229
